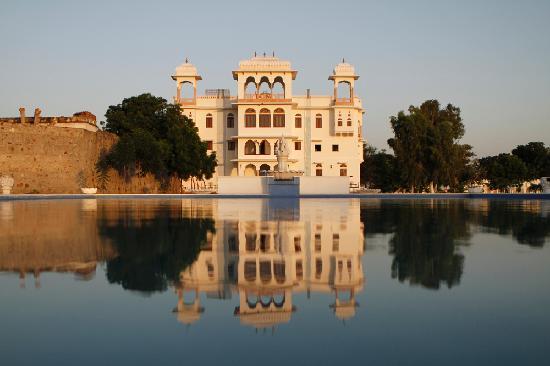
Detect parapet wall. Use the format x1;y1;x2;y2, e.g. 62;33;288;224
0;122;172;194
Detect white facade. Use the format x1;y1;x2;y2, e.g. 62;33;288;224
172;55;365;187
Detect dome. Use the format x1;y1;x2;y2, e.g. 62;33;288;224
330;60;359;80
172;58;202;80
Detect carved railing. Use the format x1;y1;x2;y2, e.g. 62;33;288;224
243;93;286;100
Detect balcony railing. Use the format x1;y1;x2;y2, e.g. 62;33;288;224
334;98;352;105
175;97;196;105
243;93;286;100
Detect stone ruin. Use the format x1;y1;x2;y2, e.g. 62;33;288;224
0;107;98;131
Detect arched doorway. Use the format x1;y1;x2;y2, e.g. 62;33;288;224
259;164;270;176
244;164;257;176
259;140;271;155
244;140;256;155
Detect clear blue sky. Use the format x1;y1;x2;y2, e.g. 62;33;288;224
1;0;549;156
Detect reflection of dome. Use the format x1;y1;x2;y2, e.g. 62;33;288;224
173;305;204;325
332;304;357;320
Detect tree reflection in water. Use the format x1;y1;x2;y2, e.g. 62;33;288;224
362;199;550;290
97;202;215;293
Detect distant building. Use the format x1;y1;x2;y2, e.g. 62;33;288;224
172;54;365;187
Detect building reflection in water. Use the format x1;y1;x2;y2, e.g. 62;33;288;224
173;199;365;329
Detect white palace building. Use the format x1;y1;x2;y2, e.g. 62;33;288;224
172;54;365;189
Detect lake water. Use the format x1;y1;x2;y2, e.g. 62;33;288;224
1;198;549;365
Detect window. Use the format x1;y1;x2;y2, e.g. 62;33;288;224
273;108;285;127
338;118;342;127
245;108;256;127
259;108;271;127
295;114;302;128
205;140;213;150
315;144;321;152
227;113;234;128
244;140;256;155
315;164;322;176
315;114;322;128
227;141;235;151
315;234;321;251
206;113;213;128
332;144;339;152
294;141;301;150
347;118;352;126
332;233;339;252
340;164;347;176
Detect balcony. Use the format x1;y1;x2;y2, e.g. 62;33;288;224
334;98;352;106
241;92;287;103
174;97;196;105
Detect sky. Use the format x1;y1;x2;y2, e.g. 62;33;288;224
1;0;549;157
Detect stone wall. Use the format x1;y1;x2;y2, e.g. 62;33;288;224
0;122;175;193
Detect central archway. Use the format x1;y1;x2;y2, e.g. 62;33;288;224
244;164;257;176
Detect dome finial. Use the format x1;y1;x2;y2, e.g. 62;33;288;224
342;57;345;63
185;57;188;63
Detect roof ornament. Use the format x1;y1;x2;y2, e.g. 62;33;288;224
342;57;345;63
254;51;257;57
185;57;189;63
272;51;275;57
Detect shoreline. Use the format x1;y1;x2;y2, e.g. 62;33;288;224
1;193;549;201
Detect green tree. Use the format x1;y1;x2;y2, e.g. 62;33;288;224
511;142;550;180
360;144;401;192
479;153;528;191
388;100;472;192
99;93;217;188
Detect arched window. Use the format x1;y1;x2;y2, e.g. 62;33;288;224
295;114;302;128
274;261;285;284
244;164;257;176
272;76;285;99
259;140;271;155
179;81;194;101
245;108;256;127
315;163;322;176
340;164;347;177
227;113;234;128
244;77;256;98
259;108;271;128
244;140;256;155
347;118;352;127
315;114;322;128
337;81;351;100
259;164;270;174
273;108;285;127
258;77;271;96
205;113;213;128
260;261;272;284
337;118;342;127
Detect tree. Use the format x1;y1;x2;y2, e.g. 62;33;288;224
360;144;401;192
98;93;217;188
511;142;550;180
388;100;472;192
479;153;528;191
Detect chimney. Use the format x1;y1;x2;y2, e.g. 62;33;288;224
19;107;26;123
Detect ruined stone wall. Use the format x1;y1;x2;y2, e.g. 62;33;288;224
0;122;174;193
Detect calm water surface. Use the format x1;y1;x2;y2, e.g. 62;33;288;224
1;198;549;365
